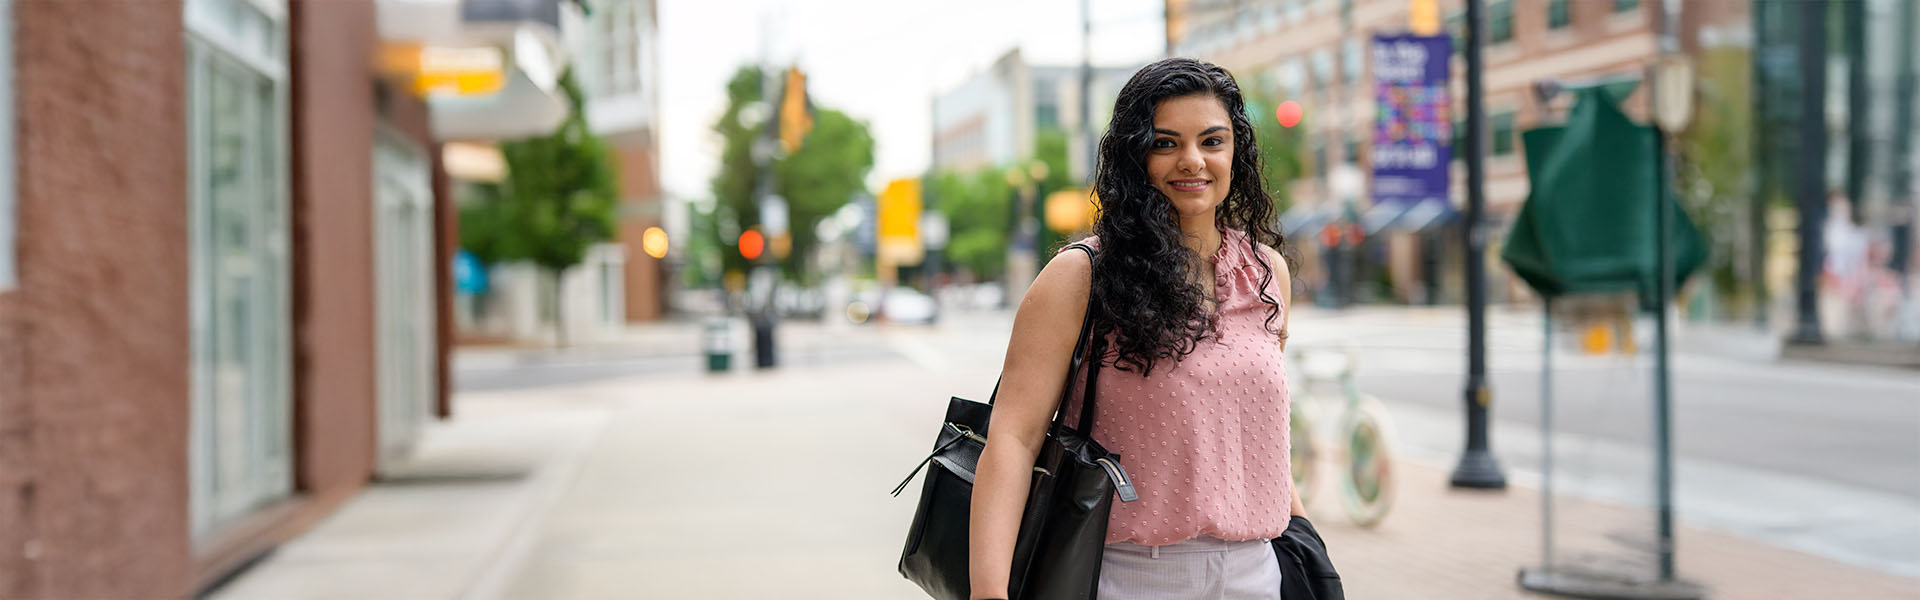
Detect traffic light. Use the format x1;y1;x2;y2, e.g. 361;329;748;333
739;230;765;261
778;66;814;155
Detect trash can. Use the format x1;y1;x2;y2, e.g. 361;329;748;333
703;318;732;373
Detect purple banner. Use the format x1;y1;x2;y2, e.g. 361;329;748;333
1371;34;1452;209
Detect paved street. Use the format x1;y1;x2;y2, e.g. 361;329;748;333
212;305;1920;598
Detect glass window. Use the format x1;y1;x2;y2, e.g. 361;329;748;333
1452;118;1466;161
0;0;12;291
1313;141;1329;181
1279;58;1306;94
1615;0;1640;13
1549;0;1572;30
1447;11;1466;57
186;0;291;540
373;130;436;464
1343;37;1364;83
1311;48;1335;88
1492;110;1517;156
1490;0;1514;45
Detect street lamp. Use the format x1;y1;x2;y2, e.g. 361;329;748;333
1449;0;1507;491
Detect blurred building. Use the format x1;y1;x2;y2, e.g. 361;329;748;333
0;0;569;597
1170;0;1918;345
1168;0;1750;306
448;0;659;344
571;0;666;323
931;48;1137;178
1750;0;1920;343
930;49;1137;300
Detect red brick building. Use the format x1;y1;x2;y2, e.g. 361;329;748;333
0;0;566;596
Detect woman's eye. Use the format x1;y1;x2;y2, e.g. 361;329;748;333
1152;138;1175;149
1203;137;1225;147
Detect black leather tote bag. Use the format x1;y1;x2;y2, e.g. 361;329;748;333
892;244;1138;600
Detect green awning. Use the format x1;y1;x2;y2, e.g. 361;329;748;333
1499;88;1708;309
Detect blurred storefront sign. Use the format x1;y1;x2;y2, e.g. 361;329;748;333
378;44;507;96
375;0;570;140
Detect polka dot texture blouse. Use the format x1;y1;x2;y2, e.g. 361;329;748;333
1064;228;1293;546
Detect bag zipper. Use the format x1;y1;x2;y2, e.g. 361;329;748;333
1096;457;1139;502
948;422;987;444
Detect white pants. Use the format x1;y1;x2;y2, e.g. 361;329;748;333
1096;535;1283;600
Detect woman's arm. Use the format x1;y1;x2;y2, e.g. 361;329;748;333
968;250;1093;600
1264;245;1307;518
1267;245;1293;354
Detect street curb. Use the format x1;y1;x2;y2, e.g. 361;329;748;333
456;408;613;600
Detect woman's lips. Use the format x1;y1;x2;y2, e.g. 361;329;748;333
1169;179;1210;192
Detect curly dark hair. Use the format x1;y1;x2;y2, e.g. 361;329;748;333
1088;57;1286;375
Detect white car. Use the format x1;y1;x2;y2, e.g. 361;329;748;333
852;286;938;324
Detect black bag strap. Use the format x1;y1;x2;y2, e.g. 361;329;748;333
988;243;1103;436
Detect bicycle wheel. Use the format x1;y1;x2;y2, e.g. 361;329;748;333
1337;394;1397;528
1288;399;1319;509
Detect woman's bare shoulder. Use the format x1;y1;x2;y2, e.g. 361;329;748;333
1254;242;1292;281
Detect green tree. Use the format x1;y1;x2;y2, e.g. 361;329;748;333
456;68;618;346
458;181;514;266
1677;47;1756;317
1242;81;1308;215
710;65;875;284
1031;128;1077;261
934;168;1012;280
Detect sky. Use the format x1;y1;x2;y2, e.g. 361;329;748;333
655;0;1168;200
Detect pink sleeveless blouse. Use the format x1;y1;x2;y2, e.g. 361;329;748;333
1064;229;1293;546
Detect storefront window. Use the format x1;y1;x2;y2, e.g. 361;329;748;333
186;0;290;541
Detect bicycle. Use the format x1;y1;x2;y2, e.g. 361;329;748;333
1288;346;1398;528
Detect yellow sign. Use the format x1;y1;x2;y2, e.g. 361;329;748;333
1044;188;1099;234
876;178;924;266
877;178;922;240
1409;0;1442;36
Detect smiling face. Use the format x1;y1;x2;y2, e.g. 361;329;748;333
1146;93;1235;222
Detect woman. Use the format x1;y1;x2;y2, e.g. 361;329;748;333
968;57;1303;600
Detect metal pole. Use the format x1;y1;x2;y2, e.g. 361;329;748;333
752;63;780;369
1541;300;1554;570
1653;0;1681;580
1791;0;1829;345
1653;129;1678;582
1890;0;1917;282
1450;0;1506;490
1081;0;1096;183
1844;0;1870;219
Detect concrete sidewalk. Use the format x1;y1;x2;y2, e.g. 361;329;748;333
209;359;1920;599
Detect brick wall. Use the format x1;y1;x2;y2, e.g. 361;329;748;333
617;141;665;321
0;0;193;597
288;0;379;500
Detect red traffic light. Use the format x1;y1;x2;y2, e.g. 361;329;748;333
739;230;765;260
1276;101;1303;128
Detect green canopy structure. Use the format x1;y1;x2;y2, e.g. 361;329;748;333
1500;88;1708;308
1509;86;1709;599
